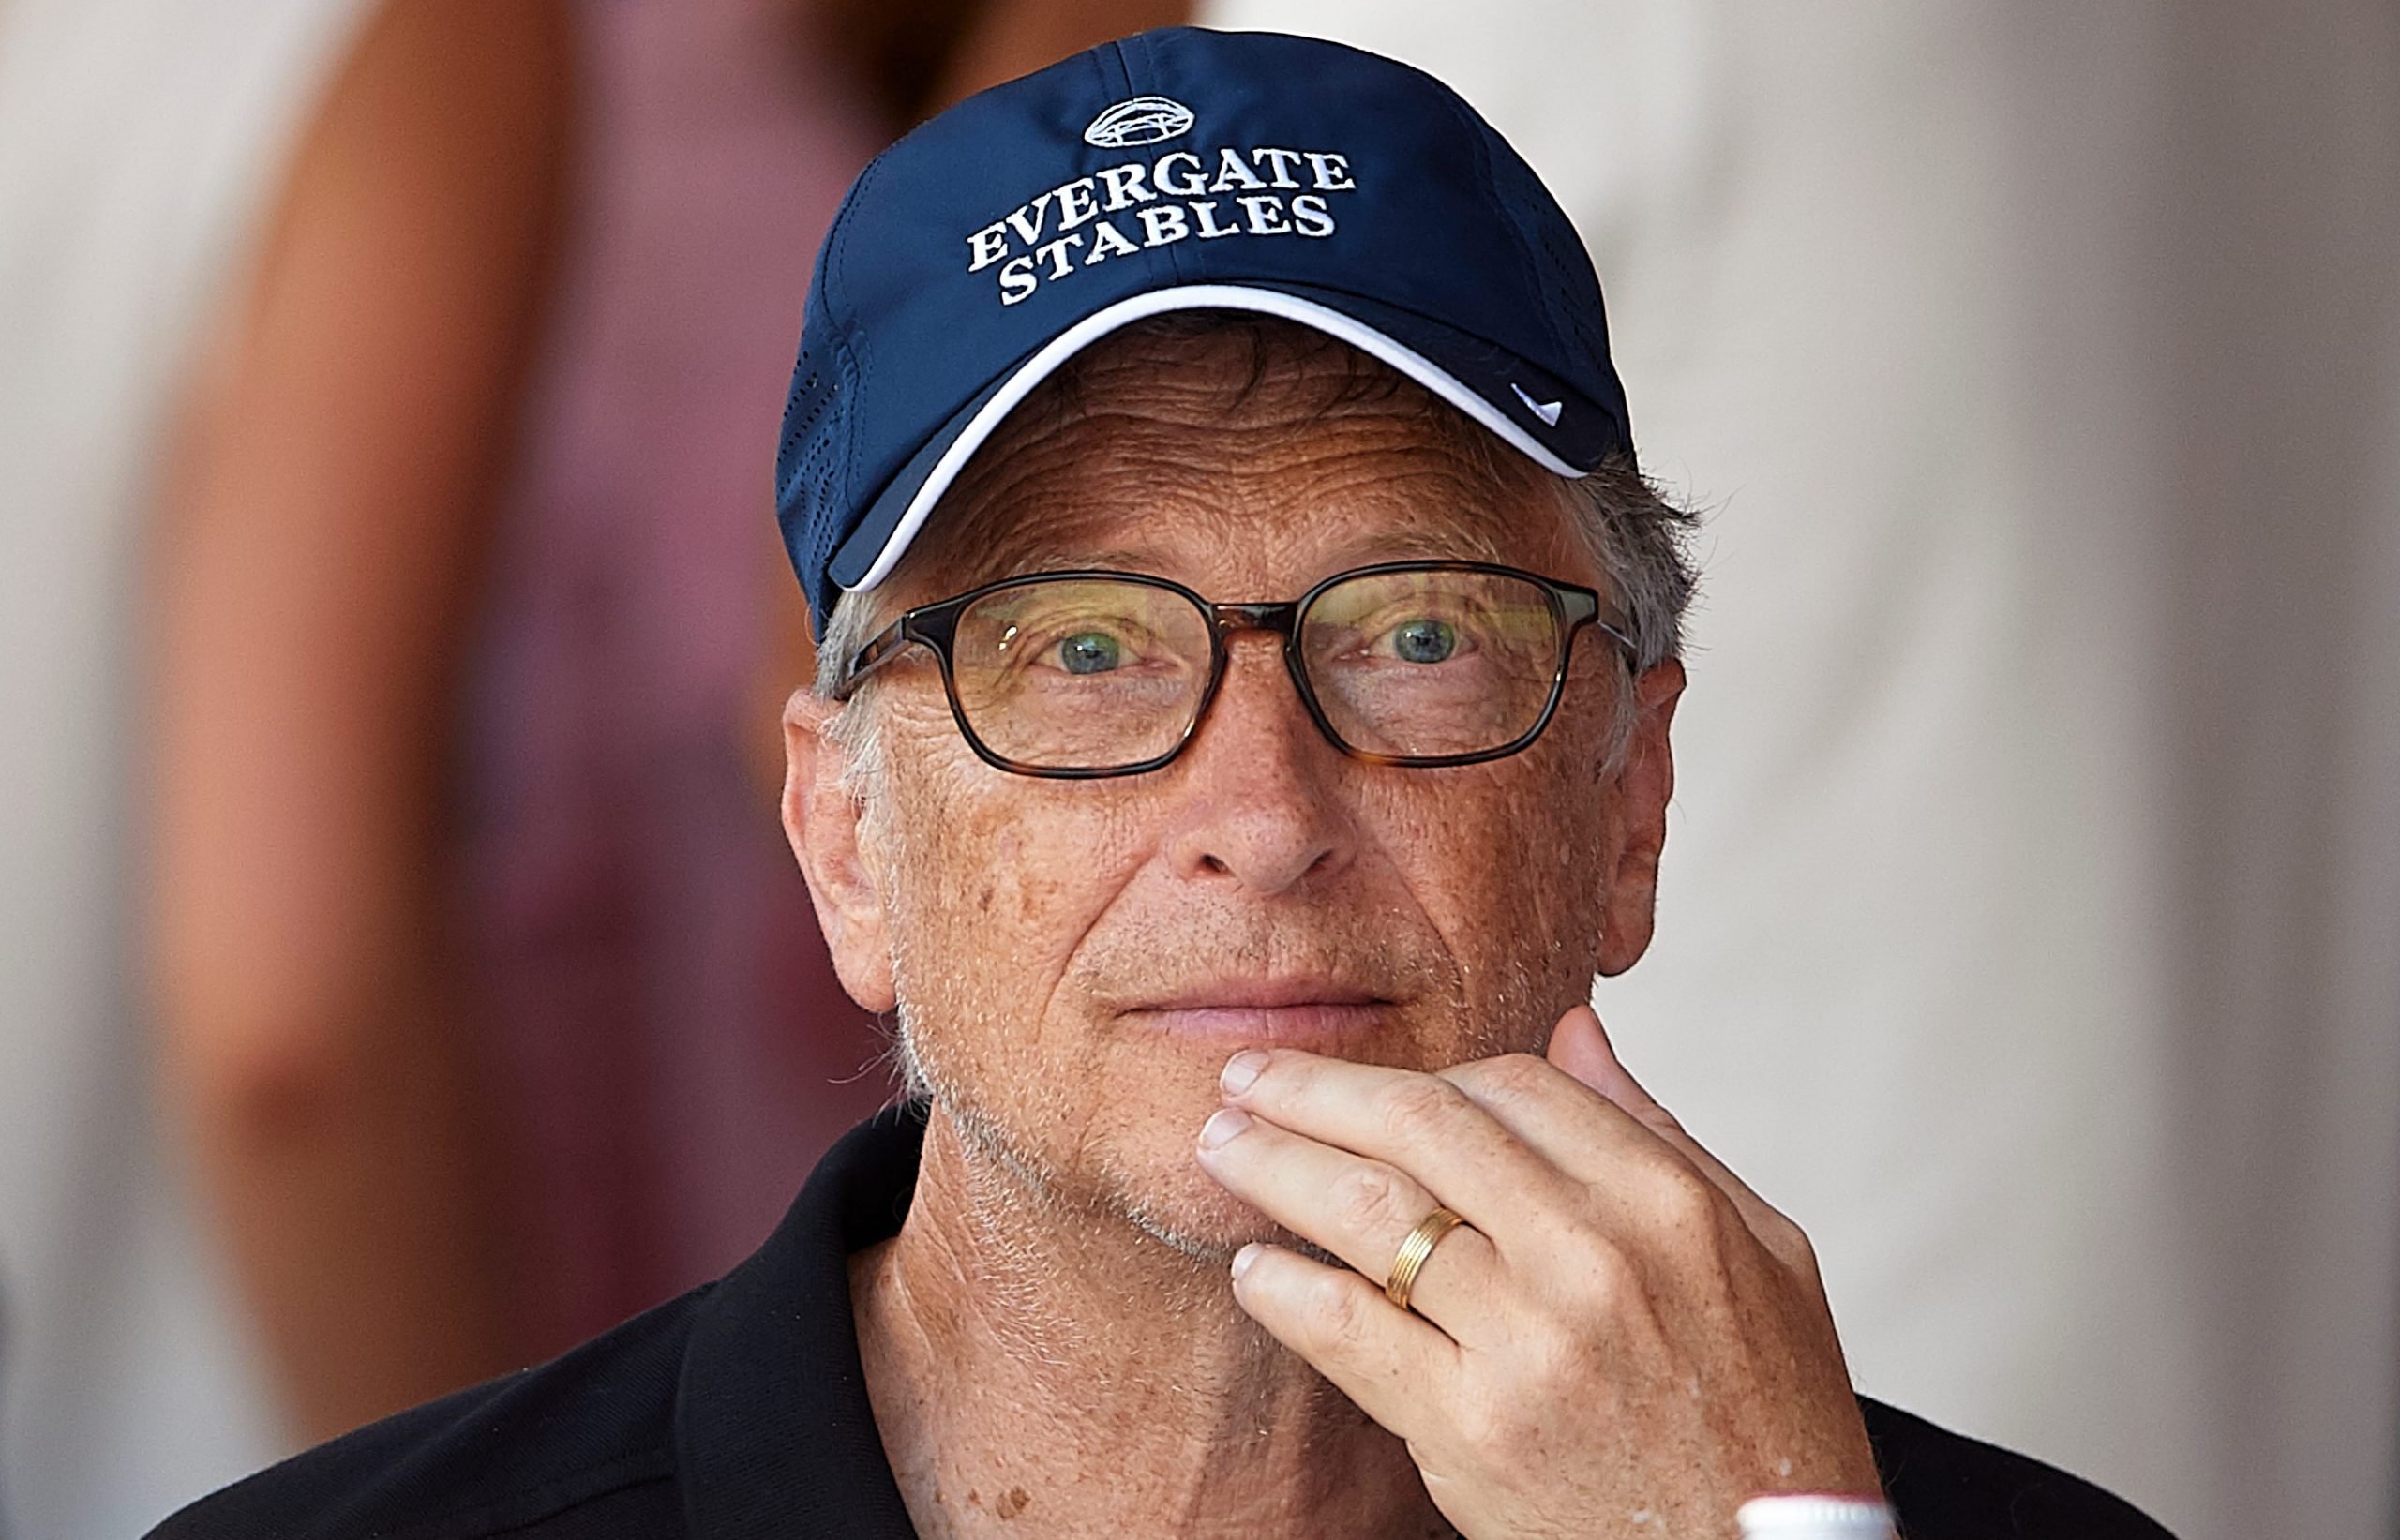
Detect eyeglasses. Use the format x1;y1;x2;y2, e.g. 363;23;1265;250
834;560;1634;779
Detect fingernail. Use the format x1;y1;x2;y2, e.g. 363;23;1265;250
1220;1050;1268;1097
1230;1243;1263;1282
1198;1107;1252;1151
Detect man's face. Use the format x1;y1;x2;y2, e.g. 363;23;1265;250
789;322;1679;1256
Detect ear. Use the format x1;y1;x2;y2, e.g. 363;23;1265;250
1597;659;1685;977
783;688;898;1013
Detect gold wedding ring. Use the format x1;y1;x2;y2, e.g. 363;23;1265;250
1384;1204;1468;1313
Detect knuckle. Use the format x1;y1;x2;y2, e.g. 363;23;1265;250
1378;1074;1467;1143
1516;1315;1592;1391
1332;1162;1414;1235
1449;1383;1536;1457
1559;1228;1642;1308
1645;1158;1727;1232
1469;1052;1552;1105
1299;1270;1369;1352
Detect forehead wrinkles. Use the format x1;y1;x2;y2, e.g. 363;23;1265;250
900;325;1555;594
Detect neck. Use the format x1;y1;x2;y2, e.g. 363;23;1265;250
852;1108;1451;1539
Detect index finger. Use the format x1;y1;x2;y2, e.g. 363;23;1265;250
1216;1049;1579;1240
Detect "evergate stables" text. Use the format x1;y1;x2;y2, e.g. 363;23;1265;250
964;145;1362;306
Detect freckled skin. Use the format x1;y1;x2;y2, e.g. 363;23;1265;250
783;322;1684;1540
852;338;1654;1256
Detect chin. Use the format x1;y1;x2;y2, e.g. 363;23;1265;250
1111;1164;1289;1263
1083;1104;1294;1263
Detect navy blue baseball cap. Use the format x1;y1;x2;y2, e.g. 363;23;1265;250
776;26;1632;635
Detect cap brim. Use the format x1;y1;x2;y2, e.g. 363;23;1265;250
827;282;1616;602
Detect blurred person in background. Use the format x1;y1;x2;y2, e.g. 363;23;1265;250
461;0;894;1368
1195;4;2400;1539
0;0;566;1532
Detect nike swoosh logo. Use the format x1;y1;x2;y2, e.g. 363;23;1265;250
1510;382;1564;426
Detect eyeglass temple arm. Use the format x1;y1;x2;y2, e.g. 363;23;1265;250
1559;587;1641;665
834;617;914;699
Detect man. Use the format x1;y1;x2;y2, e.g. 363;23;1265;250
158;28;2175;1538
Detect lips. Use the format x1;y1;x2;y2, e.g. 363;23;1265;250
1137;977;1383;1012
1118;977;1396;1043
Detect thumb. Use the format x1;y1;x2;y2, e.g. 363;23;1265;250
1545;1003;1670;1125
1551;1004;1807;1267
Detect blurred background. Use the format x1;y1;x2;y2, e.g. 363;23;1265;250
0;1;2391;1536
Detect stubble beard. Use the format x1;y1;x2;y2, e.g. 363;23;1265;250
888;943;1561;1272
893;997;1256;1264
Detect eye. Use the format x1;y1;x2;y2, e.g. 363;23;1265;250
1386;617;1459;665
1057;630;1123;674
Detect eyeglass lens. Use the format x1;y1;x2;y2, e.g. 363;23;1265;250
946;569;1568;772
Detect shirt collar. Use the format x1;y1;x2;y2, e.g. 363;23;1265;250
677;1102;930;1538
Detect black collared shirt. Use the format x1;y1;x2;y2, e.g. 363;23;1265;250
154;1105;2175;1539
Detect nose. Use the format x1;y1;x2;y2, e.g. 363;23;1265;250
1162;634;1358;894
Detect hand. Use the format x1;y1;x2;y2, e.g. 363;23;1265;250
1192;1006;1883;1538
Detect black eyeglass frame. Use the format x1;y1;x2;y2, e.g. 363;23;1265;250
832;559;1637;780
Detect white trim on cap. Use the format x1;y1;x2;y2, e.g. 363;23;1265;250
841;283;1587;595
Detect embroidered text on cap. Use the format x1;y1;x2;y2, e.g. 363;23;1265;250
1084;96;1195;148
